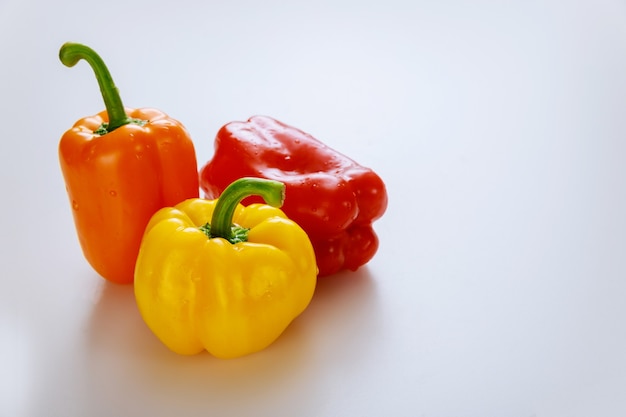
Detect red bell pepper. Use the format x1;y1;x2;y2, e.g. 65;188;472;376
199;116;388;276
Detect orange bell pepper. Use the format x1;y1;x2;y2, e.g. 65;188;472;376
58;42;199;284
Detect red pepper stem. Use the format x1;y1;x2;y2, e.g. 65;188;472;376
59;42;131;132
210;178;285;241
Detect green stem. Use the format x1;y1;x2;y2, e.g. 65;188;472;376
59;42;133;133
210;178;285;242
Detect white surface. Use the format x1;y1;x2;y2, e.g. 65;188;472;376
1;0;626;416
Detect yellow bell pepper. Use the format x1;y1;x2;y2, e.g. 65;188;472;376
134;177;317;358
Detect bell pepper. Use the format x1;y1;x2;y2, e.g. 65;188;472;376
199;116;388;276
134;177;317;358
58;42;199;284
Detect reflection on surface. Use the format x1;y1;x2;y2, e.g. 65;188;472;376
80;267;381;416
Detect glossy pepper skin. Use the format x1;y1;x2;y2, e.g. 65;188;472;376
199;116;388;276
59;43;199;284
134;178;317;358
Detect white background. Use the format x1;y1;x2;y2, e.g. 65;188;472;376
1;0;626;416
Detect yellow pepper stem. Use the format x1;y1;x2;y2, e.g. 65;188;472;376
210;177;285;242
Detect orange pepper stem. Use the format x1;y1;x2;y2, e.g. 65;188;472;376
210;178;285;242
59;42;137;133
